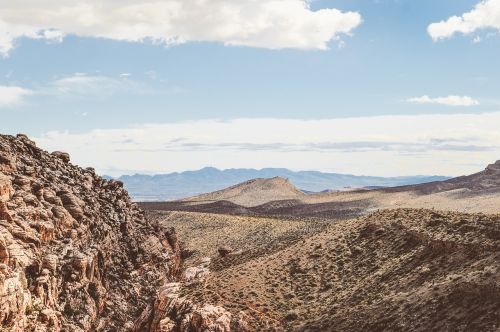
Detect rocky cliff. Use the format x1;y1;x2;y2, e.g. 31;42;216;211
0;134;182;331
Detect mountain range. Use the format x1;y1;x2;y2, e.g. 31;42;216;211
111;167;450;201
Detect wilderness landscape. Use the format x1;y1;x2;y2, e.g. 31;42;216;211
112;168;449;201
2;134;499;331
141;160;500;331
2;0;500;331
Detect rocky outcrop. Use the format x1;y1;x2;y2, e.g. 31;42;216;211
0;134;181;331
0;174;12;202
134;253;251;332
135;282;233;332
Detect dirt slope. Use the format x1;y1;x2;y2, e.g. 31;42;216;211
183;177;305;207
178;209;500;331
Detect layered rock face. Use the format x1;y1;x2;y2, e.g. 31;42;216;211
0;134;181;331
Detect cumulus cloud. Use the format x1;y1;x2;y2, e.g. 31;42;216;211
0;0;362;56
34;113;500;177
428;0;500;40
0;85;33;108
407;95;480;107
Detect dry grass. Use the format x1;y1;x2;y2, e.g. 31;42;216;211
150;210;330;265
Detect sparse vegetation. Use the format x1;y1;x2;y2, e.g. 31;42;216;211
156;208;500;331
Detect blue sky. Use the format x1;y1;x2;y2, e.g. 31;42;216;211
1;0;500;176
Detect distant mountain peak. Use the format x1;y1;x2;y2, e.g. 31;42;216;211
113;167;451;201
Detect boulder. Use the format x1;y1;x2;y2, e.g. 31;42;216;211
51;151;70;163
0;151;16;173
58;190;84;220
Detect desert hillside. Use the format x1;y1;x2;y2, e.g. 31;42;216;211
3;133;500;332
183;176;305;207
149;160;500;218
144;160;500;331
158;208;500;331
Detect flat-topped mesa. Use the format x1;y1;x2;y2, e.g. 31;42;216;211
0;134;182;332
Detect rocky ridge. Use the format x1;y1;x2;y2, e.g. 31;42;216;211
0;134;185;331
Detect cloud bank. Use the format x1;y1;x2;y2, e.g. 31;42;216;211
0;0;362;56
428;0;500;40
0;86;33;108
408;95;480;107
34;113;500;177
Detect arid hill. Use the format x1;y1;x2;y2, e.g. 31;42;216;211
183;177;305;207
146;160;500;217
157;208;500;331
144;162;500;331
113;167;449;201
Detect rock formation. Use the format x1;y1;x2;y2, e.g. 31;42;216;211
0;134;182;331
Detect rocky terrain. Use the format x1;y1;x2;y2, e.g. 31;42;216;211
145;160;500;331
0;134;241;332
149;211;331;265
3;133;499;331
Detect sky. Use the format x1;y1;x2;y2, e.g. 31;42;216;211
1;0;500;177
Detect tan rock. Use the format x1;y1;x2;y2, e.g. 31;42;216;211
0;134;182;331
0;174;13;203
191;305;232;332
51;151;71;163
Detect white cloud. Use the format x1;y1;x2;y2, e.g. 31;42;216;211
0;85;33;108
34;113;500;177
407;95;480;107
0;73;156;107
51;74;132;97
0;1;362;56
428;0;500;41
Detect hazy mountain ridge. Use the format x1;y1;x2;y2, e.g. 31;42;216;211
112;167;450;201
